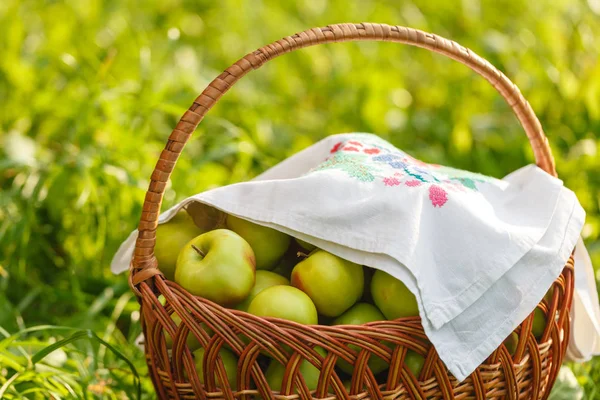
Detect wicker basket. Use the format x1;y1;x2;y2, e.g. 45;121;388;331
129;23;574;399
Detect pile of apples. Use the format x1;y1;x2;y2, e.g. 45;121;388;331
153;204;547;391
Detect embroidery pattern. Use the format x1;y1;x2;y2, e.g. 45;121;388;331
314;152;379;182
312;134;494;208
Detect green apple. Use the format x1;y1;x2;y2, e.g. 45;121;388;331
164;313;202;351
193;347;238;390
154;209;204;280
291;250;364;317
265;347;326;391
503;332;518;355
185;202;227;231
175;229;256;307
371;271;418;320
543;286;555;304
332;303;388;375
295;238;317;252
226;215;291;270
332;303;385;326
404;350;425;377
158;295;208;351
532;308;547;339
248;285;318;325
235;270;290;312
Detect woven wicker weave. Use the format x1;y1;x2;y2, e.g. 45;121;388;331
129;23;574;399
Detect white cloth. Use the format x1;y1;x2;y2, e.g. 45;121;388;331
566;238;600;362
112;133;599;381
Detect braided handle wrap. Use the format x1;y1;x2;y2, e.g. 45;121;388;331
131;23;555;277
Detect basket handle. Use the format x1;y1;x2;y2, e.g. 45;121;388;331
130;23;556;279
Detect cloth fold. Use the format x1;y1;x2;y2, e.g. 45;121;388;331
112;133;598;381
567;238;600;362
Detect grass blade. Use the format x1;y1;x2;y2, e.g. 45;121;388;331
31;329;142;400
0;371;21;399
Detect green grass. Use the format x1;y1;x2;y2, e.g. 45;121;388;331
1;0;599;398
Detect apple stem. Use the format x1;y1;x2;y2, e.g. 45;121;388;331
296;251;309;259
191;244;206;258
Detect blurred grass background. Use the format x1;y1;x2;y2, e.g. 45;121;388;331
1;0;599;398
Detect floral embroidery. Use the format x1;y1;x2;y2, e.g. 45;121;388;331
330;142;342;153
312;134;495;207
453;177;477;190
313;152;378;182
383;177;401;186
372;154;397;162
429;185;448;207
